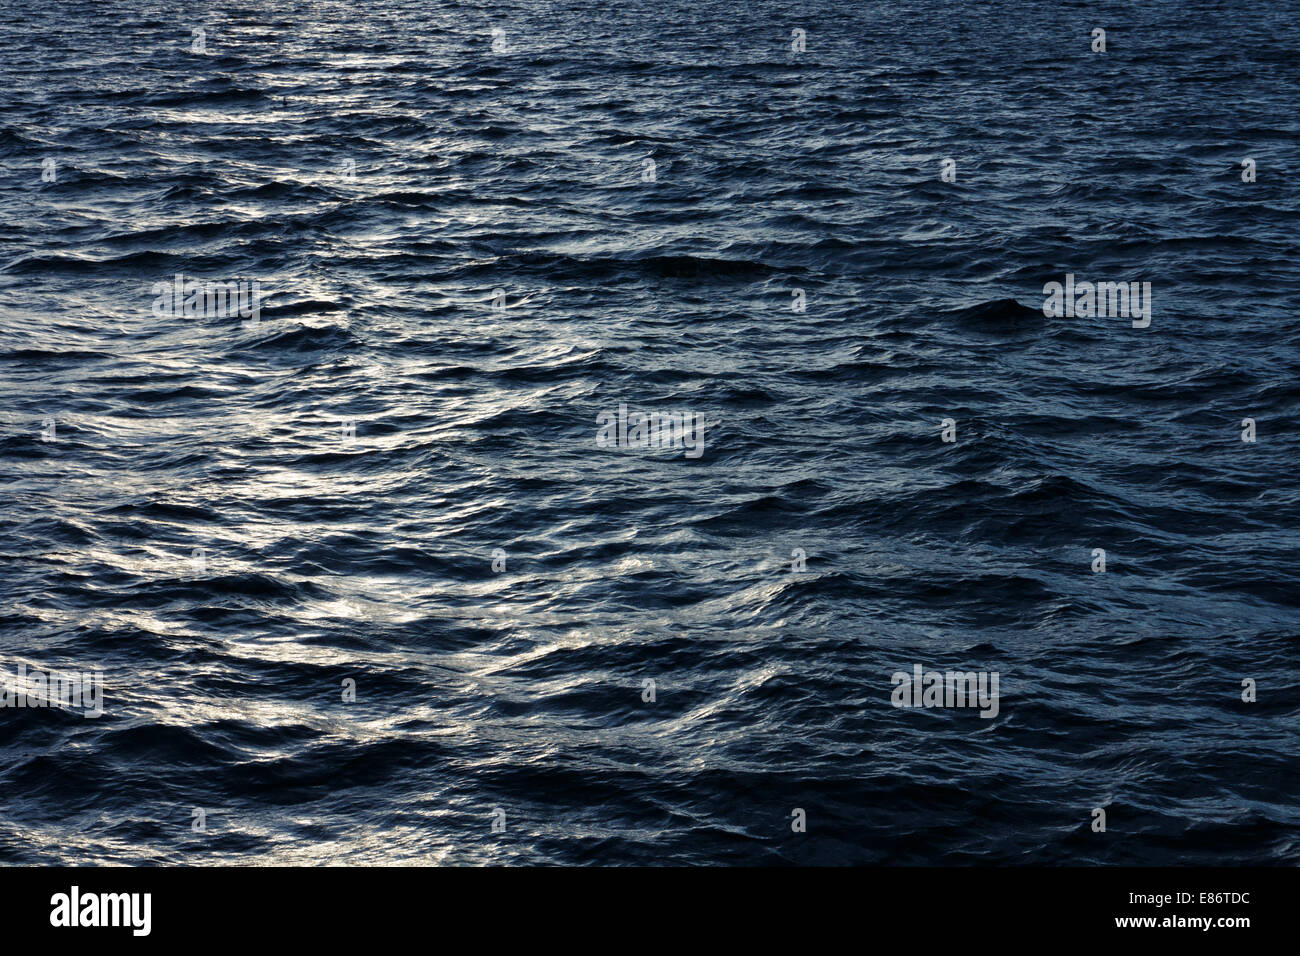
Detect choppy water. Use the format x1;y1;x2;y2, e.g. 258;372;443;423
1;0;1298;865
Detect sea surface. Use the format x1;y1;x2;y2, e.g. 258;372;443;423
1;0;1298;865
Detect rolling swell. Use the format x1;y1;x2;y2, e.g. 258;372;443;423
0;0;1298;866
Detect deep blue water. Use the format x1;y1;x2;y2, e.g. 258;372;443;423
1;0;1298;865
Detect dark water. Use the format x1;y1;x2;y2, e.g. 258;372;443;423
1;0;1298;865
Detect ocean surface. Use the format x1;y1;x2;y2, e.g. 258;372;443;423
1;0;1298;865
